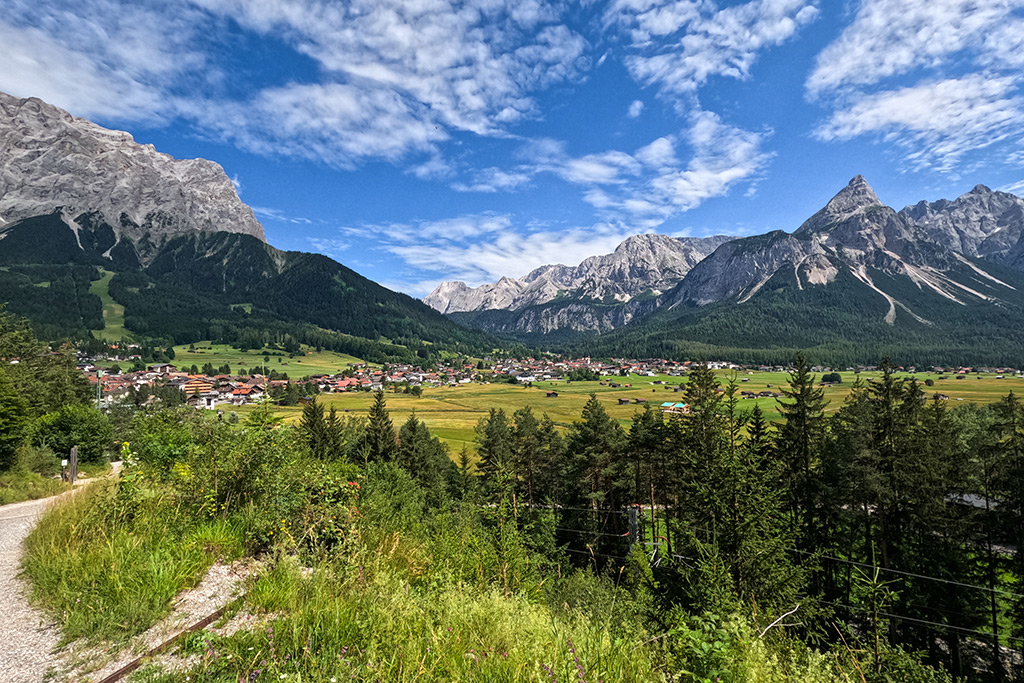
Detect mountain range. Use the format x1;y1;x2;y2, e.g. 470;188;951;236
427;176;1024;365
3;88;1024;366
0;91;492;361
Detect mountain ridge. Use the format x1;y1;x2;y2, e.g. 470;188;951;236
0;91;265;250
434;176;1024;364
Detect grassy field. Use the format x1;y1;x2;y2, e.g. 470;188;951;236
244;369;1024;455
88;269;126;340
172;342;368;377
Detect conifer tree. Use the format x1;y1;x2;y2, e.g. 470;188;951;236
0;366;28;471
476;408;515;499
397;413;450;506
776;352;828;549
299;398;328;458
564;394;626;510
364;390;397;464
512;406;541;506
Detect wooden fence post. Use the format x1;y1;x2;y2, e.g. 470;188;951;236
69;445;78;485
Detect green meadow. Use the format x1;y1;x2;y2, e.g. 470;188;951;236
243;369;1024;455
172;342;367;376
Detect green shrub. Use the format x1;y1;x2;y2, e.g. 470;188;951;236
32;404;113;464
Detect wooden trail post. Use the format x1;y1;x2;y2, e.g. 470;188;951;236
68;445;78;485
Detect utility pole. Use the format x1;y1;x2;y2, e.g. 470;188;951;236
96;368;103;410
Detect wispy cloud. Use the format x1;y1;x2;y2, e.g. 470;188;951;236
452;168;533;193
608;0;818;100
512;110;771;225
807;0;1023;97
0;0;211;122
814;75;1024;172
252;206;314;224
308;237;351;257
380;216;651;294
192;0;589;149
808;0;1024;172
998;179;1024;197
0;0;590;168
627;99;645;118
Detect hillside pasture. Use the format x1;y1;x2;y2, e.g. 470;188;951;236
87;268;126;340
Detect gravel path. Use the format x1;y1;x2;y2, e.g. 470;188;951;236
0;495;64;683
1;466;119;683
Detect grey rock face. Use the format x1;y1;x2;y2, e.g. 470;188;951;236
0;91;265;245
669;176;1021;323
899;184;1024;261
795;174;883;235
424;233;733;315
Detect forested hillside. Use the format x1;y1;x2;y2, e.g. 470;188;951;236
0;214;499;362
566;261;1024;367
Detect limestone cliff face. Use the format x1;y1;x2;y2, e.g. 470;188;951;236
899;184;1024;261
664;176;1021;325
0;91;265;246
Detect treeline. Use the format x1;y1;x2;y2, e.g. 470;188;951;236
108;270;500;363
0;309;107;477
548;266;1024;367
309;357;1024;679
0;264;103;338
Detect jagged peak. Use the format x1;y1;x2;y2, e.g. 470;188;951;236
796;175;884;234
827;175;882;213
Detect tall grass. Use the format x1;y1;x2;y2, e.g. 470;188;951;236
0;445;68;505
175;554;661;683
22;481;246;642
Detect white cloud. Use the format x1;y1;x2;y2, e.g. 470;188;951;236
193;0;589;136
0;0;204;122
808;0;1024;173
308;237;351;257
518;110;770;224
186;83;449;168
814;75;1024;172
999;179;1024;196
1;0;590;168
452;168;533;192
386;218;650;292
627;99;645;118
252;206;314;224
807;0;1024;97
608;0;819;97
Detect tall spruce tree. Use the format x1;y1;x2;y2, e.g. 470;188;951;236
364;390;397;464
476;408;515;500
564;394;626;511
397;413;450;506
0;365;28;471
776;352;828;550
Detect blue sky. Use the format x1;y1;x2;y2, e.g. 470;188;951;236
4;0;1024;296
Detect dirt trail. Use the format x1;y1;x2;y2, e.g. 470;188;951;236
0;466;119;682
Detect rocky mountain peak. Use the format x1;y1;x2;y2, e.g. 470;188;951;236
796;175;883;234
0;90;265;244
